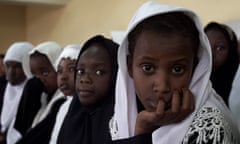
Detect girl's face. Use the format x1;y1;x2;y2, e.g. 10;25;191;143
30;54;58;95
0;58;5;77
57;58;76;96
75;45;112;106
128;31;195;112
5;61;26;85
206;30;229;71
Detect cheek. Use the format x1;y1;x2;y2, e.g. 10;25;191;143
215;51;228;69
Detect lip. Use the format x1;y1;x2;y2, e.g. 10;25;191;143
59;83;69;90
78;89;94;97
147;96;171;111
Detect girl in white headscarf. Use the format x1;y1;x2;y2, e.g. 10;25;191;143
29;41;63;127
0;42;33;135
110;1;240;143
6;41;63;144
49;44;81;144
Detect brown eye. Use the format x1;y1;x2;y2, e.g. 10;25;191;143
96;70;104;76
172;65;184;74
141;64;154;73
76;69;84;76
69;67;75;72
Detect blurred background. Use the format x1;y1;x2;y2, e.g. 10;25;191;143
1;0;240;53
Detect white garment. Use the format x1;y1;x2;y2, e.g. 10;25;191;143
29;41;62;71
229;64;240;132
6;118;21;144
110;1;240;144
49;96;72;144
1;80;27;133
55;44;81;67
6;41;63;144
4;42;34;79
31;90;63;127
1;42;33;133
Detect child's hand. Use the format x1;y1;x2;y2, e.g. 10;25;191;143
134;88;195;135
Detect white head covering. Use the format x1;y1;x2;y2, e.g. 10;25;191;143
29;41;62;70
28;41;64;128
1;42;33;133
49;45;81;144
229;64;240;132
55;44;82;68
111;1;240;143
4;42;33;64
4;42;34;78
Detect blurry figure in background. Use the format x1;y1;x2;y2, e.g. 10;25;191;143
0;54;7;126
0;42;33;144
0;54;5;77
204;22;239;106
12;44;81;144
7;41;63;144
49;44;81;144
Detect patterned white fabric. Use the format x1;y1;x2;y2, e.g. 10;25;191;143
110;1;240;143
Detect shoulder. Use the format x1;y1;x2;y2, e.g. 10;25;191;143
182;107;238;144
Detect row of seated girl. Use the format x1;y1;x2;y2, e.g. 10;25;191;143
0;1;240;144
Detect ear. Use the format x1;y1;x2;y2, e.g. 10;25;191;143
127;55;133;78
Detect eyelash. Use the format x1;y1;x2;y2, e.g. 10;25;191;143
76;69;105;76
140;64;185;75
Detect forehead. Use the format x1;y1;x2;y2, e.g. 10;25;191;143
5;60;22;66
206;30;228;42
78;45;110;64
30;54;53;70
133;31;195;57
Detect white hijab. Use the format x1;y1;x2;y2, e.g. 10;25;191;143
111;1;240;143
229;64;240;132
28;41;64;127
49;44;81;144
1;42;33;133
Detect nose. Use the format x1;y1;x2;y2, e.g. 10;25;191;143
153;71;171;94
60;72;68;81
79;73;92;84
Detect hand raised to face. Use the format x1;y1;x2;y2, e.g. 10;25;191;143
134;88;195;135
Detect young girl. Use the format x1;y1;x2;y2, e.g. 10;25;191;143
0;42;33;143
204;22;239;106
57;35;119;144
49;44;81;144
110;1;240;143
7;41;63;144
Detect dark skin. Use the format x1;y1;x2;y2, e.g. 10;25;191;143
30;53;58;96
206;30;229;71
0;57;5;77
127;31;195;135
75;44;112;106
5;61;26;85
57;58;76;96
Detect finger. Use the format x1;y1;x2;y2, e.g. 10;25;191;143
156;99;165;117
190;90;195;112
171;90;180;113
181;88;191;111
